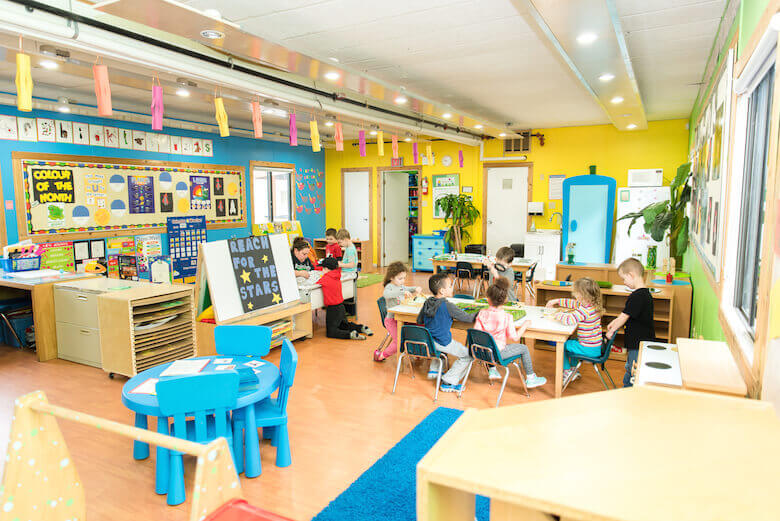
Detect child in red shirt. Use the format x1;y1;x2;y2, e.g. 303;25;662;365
319;257;372;340
324;228;343;260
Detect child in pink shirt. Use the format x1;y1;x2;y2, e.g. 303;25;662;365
475;278;547;388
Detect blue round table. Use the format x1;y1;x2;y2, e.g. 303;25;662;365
122;355;280;492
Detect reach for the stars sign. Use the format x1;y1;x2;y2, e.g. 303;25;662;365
201;233;300;321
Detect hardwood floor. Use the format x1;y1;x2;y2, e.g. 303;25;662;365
0;271;626;521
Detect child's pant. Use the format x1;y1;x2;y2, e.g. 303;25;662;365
325;303;364;339
500;343;534;374
623;348;639;387
381;316;398;356
429;339;472;385
563;339;601;370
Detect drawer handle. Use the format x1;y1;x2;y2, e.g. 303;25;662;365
76;295;88;301
79;329;91;335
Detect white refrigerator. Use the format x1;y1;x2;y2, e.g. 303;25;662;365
613;186;670;267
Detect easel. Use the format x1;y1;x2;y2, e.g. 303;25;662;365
0;391;241;521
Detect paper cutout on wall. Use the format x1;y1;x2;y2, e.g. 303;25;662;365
151;83;164;130
15;53;32;112
335;122;343;151
251;101;263;138
392;135;399;159
214;97;229;137
93;64;112;116
377;131;384;156
289;112;297;146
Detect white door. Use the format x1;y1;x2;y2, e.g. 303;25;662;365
486;166;529;252
382;172;409;264
343;171;370;241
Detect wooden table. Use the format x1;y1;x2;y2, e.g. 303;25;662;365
0;270;96;361
389;298;575;398
676;338;747;396
431;254;534;299
417;386;780;521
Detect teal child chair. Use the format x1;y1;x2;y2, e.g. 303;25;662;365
215;324;273;357
375;297;391;354
562;333;617;393
392;325;449;402
157;372;240;506
232;338;298;477
463;329;529;406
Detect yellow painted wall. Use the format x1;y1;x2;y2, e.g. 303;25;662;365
325;119;689;265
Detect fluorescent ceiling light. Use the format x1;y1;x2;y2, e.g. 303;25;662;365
611;96;624;104
404;137;411;142
627;124;637;130
329;57;339;63
499;133;506;137
442;112;452;119
57;105;70;113
474;124;483;129
200;29;225;40
576;32;598;45
394;96;407;104
324;71;340;81
325;121;334;127
203;8;221;19
598;73;614;82
370;130;377;136
176;88;190;97
39;59;58;70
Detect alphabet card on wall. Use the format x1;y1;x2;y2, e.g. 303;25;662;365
17;118;37;141
56;120;72;143
37;118;56;142
73;122;89;145
88;124;104;146
104;126;118;147
119;128;132;149
0;115;19;140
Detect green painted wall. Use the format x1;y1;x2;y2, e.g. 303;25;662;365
739;0;773;55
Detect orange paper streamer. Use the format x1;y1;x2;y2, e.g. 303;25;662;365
251;101;263;138
93;64;112;116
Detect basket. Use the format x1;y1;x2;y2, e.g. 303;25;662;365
0;256;41;272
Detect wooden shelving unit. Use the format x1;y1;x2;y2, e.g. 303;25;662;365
312;238;372;270
408;172;420;255
534;283;675;362
98;283;196;378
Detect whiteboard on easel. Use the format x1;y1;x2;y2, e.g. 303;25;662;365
201;234;299;322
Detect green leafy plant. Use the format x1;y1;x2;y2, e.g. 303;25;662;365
436;194;480;252
618;162;692;266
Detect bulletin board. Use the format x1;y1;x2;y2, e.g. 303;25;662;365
12;152;246;242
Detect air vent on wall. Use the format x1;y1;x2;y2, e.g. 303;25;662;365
504;130;531;153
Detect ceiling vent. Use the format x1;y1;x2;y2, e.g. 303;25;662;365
504;130;531;153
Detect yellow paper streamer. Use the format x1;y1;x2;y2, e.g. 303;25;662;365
377;131;384;156
15;53;32;112
426;144;433;165
310;119;321;152
214;97;229;137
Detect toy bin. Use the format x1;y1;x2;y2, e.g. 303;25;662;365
204;499;295;521
0;256;41;272
2;311;34;348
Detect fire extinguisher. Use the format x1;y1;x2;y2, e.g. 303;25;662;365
421;176;429;195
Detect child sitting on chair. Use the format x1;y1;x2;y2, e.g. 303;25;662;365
319;257;373;340
484;246;518;302
545;277;603;384
375;261;422;362
475;278;546;388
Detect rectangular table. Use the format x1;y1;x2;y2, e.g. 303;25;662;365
0;270;97;361
430;254;534;299
389;297;576;398
297;271;358;311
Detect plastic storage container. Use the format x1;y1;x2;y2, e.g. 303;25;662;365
203;499;294;521
0;256;41;272
2;311;34;348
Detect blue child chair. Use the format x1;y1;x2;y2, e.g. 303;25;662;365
562;333;617;393
463;329;529;406
392;325;449;402
232;338;298;477
156;371;240;506
215;325;272;357
375;297;391;354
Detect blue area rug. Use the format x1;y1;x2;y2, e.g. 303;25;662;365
312;407;489;521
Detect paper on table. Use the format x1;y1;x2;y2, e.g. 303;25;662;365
244;360;264;368
130;378;158;395
159;359;209;377
9;269;60;279
214;364;236;371
213;358;232;364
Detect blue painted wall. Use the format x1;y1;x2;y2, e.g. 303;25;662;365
0;105;325;246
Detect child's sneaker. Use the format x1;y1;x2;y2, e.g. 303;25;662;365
525;374;547;388
440;382;463;393
349;330;367;340
487;366;501;380
361;325;374;336
428;360;442;379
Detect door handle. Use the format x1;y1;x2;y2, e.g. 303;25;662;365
76;295;88;301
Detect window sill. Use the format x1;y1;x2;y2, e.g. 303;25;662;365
720;304;755;367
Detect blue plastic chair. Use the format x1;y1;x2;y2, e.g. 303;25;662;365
562;333;617;393
232;338;298;477
157;371;240;505
215;325;272;357
392;325;449;401
375;297;391;354
463;329;529;406
453;294;474;300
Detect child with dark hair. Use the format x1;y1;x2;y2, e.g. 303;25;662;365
375;261;422;362
324;227;342;260
485;246;518;302
475;278;546;388
319;257;373;340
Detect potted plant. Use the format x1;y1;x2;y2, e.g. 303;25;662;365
618;162;692;267
436;194;480;253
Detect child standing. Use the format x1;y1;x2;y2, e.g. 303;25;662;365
291;237;315;280
546;277;603;384
337;228;358;273
475;278;546;388
606;258;655;387
324;227;343;260
416;272;476;393
319;257;373;340
375;261;422;362
484;246;518;303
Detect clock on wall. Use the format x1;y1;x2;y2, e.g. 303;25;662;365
441;154;453;167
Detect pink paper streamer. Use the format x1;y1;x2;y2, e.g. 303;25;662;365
289;112;297;146
335;122;344;151
392;135;399;158
93;64;112;116
412;142;419;164
151;84;164;130
358;130;366;157
458;150;464;168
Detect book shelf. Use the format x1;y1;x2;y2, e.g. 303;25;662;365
408;172;420;255
312;238;372;269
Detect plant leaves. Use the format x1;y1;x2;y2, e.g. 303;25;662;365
642;201;669;227
650;211;673;242
675;217;689;255
671;162;691;191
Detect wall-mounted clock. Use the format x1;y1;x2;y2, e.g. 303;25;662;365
441;154;453;167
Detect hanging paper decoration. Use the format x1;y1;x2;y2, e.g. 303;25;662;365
92;62;112;116
310;119;321;152
334;122;344;151
458;150;464;168
412;142;419;164
289;112;298;146
150;80;164;131
392;135;399;159
214;97;229;137
15;53;32;112
377;131;384;156
251;101;263;138
358;130;366;157
426;144;433;165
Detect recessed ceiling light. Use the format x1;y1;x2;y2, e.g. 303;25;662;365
200;29;225;40
627;123;637;130
39;59;58;70
370;130;377;136
599;73;614;82
499;133;506;137
621;113;632;117
394;95;408;104
176;88;190;97
577;32;598;45
329;57;339;63
325;121;334;127
474;124;483;129
442;112;452;119
203;8;221;19
404;137;411;142
611;96;624;104
324;71;340;81
57;105;70;113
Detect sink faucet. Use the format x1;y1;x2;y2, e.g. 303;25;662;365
549;212;563;226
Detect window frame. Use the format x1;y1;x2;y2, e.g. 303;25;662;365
249;161;295;226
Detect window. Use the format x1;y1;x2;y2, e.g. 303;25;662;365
251;167;292;224
734;65;774;331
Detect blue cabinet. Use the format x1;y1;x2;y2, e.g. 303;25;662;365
412;234;448;272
